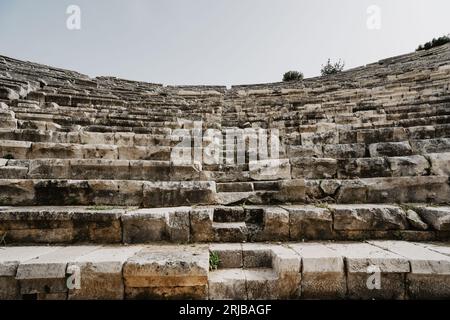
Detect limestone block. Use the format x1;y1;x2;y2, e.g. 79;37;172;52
80;132;114;145
122;209;168;243
270;245;301;299
323;143;366;159
167;207;191;242
411;138;450;154
427;152;450;176
388;155;429;177
253;207;289;241
407;126;435;140
291;157;337;179
217;182;253;193
81;144;118;160
331;204;408;231
71;207;124;243
0;161;28;179
69;159;130;180
16;246;100;299
287;145;323;158
273;179;306;203
190;207;214;242
326;242;409;299
208;269;246;300
301;130;338;145
142;181;216;207
0;179;35;205
320;180;341;195
284;205;333;240
209;243;243;269
118;146;171;161
28;159;71;179
242;244;273;268
249;159;291;181
244;269;279;299
415;207;450;231
364;176;450;204
356;127;407;144
29;142;84;159
170;162;203;181
129;160;171;181
68;246;143;300
0;207;74;243
213;222;247;242
369;141;412;157
0;140;31;159
123;245;209;299
337;157;390;179
89;180;143;206
290;243;345;299
368;241;450;299
0;246;60;299
114;132;135;146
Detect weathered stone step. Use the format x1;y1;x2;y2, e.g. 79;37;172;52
291;153;450;179
0;159;204;181
0;204;448;244
0;179;217;207
309;176;450;204
289;137;450;159
0;129;175;147
212;222;247;242
0;140;172;160
2;241;447;299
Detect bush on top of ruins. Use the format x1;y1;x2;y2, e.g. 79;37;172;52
282;70;304;82
417;35;450;51
320;59;345;76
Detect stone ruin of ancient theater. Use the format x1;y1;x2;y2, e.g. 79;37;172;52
1;44;450;300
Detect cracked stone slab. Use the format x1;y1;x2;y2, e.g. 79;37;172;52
368;240;450;299
15;246;100;299
208;268;246;300
289;243;345;299
0;246;61;299
326;242;409;299
123;245;209;299
330;204;409;231
68;245;143;300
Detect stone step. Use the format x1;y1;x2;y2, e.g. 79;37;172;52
0;179;217;207
0;159;204;181
212;222;247;242
288;137;450;159
0;129;175;147
0;176;438;207
309;175;450;204
0;204;448;244
2;241;448;299
291;153;450;179
0;140;172;160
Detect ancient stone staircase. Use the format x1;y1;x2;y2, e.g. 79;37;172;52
1;44;450;299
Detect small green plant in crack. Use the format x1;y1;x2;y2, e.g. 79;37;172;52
209;251;220;271
2;154;14;160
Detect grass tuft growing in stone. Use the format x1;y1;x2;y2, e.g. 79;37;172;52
209;251;220;271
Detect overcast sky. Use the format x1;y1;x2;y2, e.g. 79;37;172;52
0;0;449;86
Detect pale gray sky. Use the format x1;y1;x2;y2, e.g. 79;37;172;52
0;0;449;86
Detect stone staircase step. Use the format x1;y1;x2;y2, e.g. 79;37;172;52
0;204;448;245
